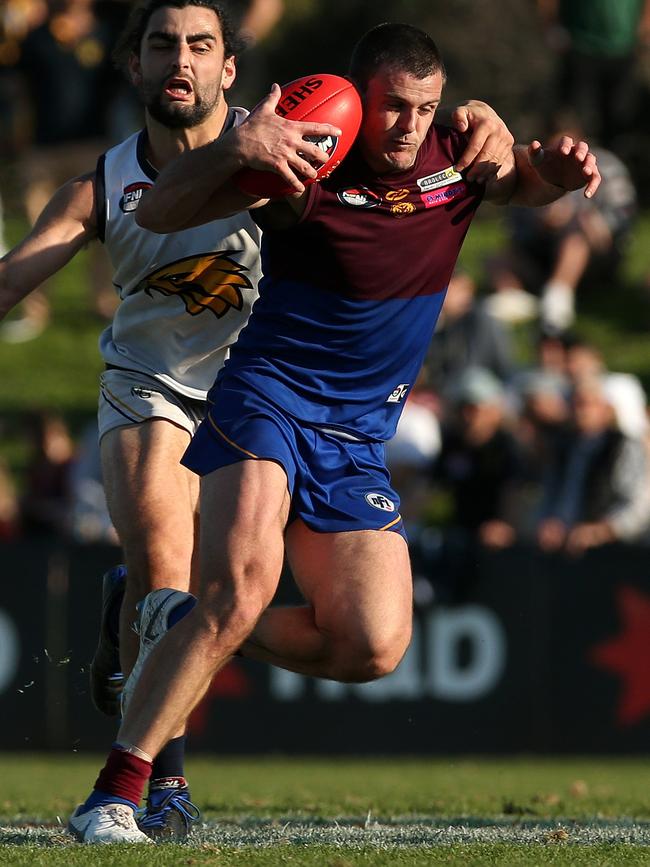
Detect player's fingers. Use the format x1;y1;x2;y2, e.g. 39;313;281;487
300;139;330;166
288;152;319;180
451;106;469;133
250;82;282;117
572;140;590;162
265;82;282;112
454;130;483;173
465;148;503;182
528;140;544;166
557;134;574;155
583;161;602;198
296;121;342;140
275;163;307;194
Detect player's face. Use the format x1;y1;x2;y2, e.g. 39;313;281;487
358;67;443;174
130;5;236;129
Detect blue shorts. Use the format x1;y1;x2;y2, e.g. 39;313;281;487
181;382;405;537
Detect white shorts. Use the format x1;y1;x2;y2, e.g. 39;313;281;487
98;367;207;441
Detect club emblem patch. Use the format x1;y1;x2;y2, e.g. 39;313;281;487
137;251;252;318
385;188;410;202
119;182;153;213
390;202;415;218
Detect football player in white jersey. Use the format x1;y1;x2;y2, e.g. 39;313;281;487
0;0;342;838
0;0;516;843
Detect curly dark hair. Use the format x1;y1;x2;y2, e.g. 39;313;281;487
112;0;247;75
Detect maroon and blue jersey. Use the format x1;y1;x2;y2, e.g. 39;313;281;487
214;122;484;442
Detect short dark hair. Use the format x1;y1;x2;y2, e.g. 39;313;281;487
349;23;446;93
112;0;246;74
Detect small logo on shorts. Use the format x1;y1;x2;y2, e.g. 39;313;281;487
386;384;409;404
131;386;158;399
365;492;396;512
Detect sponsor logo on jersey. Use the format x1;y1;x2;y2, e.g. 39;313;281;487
119;182;153;213
365;492;396;513
385;188;410;202
417;166;462;192
386;384;410;404
337;186;381;208
420;183;466;209
137;252;251;318
390;201;415;218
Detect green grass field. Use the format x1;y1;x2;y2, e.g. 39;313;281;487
1;755;650;864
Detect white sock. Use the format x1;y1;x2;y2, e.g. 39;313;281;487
540;281;575;331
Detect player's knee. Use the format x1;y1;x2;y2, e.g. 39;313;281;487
200;566;277;639
337;627;411;683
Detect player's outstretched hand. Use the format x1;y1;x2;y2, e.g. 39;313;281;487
236;83;342;194
528;137;601;199
451;100;515;184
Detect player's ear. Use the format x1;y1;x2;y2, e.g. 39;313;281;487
128;52;142;86
221;55;236;92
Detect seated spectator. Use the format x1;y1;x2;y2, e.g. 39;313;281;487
485;119;637;333
565;337;649;440
425;268;514;394
513;369;571;541
20;410;75;537
536;374;650;556
426;368;526;600
436;367;524;550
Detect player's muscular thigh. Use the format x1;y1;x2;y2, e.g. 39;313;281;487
101;421;198;578
287;522;413;681
198;459;290;620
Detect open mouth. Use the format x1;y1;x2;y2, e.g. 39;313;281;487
164;77;193;100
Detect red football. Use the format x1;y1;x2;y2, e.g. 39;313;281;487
235;73;362;198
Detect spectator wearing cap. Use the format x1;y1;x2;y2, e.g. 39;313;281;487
428;367;527;598
536;374;650;556
513;369;571;540
436;367;524;547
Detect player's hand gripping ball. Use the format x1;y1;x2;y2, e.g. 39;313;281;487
236;74;362;198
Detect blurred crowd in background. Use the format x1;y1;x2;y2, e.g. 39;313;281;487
2;0;650;601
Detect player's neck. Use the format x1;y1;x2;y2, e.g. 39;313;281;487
144;101;230;170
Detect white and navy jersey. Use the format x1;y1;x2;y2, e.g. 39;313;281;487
97;107;261;401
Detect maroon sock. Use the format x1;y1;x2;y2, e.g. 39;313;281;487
94;748;153;805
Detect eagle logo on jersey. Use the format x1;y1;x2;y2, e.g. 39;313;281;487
139;252;250;318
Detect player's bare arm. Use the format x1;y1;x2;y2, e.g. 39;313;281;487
136;83;341;232
0;173;97;320
483;136;601;207
437;99;515;183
